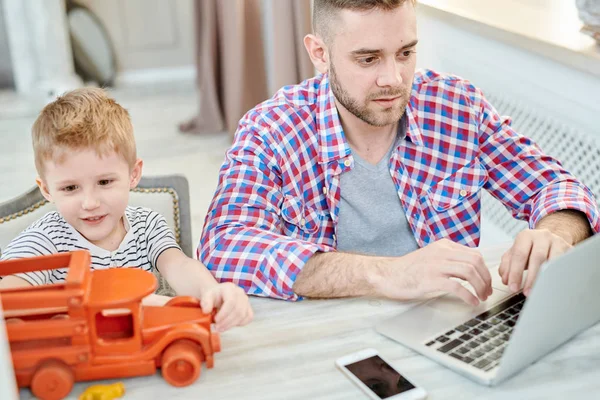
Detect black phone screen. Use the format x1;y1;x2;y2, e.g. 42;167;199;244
346;355;416;399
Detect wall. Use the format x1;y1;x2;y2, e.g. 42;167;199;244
416;10;600;136
78;0;195;87
415;9;600;246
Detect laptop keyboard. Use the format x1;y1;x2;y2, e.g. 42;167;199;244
424;293;526;372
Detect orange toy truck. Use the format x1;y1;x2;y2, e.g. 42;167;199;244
0;251;221;400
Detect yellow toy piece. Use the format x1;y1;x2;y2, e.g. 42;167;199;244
78;382;125;400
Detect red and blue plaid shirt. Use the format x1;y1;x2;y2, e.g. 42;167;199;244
199;69;600;301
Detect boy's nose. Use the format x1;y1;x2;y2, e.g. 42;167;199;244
81;195;100;211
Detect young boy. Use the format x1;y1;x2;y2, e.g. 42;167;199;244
0;88;252;332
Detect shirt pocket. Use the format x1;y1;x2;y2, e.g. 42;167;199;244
280;195;322;239
427;158;488;212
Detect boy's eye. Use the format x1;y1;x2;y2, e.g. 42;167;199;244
98;179;113;186
62;185;78;192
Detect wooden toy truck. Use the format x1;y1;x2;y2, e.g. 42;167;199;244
0;251;221;400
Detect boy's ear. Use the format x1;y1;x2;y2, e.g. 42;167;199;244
36;177;53;203
129;158;143;189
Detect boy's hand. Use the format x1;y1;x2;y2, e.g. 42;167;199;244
200;282;253;332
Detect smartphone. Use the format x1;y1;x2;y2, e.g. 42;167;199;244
336;348;427;400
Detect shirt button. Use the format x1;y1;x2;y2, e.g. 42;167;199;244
323;187;328;195
300;218;306;227
459;189;468;197
344;159;352;167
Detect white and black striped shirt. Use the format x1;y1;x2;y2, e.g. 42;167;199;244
0;206;180;285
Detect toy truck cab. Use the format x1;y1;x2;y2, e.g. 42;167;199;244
0;251;221;400
87;266;153;357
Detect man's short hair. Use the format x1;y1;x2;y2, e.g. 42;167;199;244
32;87;136;176
313;0;416;45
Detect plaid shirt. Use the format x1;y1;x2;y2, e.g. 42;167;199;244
199;69;600;301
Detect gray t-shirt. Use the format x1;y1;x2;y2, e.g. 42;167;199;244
337;119;419;257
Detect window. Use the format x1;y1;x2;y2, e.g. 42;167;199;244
95;308;134;340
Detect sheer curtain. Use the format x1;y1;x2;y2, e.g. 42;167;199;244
179;0;313;136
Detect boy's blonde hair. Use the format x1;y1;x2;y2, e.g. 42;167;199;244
32;87;136;176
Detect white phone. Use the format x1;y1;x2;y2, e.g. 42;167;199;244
335;348;427;400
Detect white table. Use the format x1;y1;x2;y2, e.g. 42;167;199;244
19;245;600;399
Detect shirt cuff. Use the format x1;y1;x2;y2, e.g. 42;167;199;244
252;238;333;301
528;180;600;233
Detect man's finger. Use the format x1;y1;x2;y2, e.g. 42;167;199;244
499;250;511;285
438;279;479;306
522;239;550;297
441;263;489;301
507;234;533;292
523;238;571;296
449;248;492;296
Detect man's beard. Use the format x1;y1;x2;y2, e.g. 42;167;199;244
329;62;410;127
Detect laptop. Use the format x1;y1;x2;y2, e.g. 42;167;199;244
0;298;18;399
376;233;600;386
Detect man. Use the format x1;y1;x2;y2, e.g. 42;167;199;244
199;0;598;304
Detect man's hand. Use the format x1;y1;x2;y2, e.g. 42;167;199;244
200;282;254;332
373;239;493;306
499;229;571;297
499;210;593;297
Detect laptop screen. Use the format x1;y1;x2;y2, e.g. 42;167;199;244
0;298;18;399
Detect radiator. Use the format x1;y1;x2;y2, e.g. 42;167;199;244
480;92;600;238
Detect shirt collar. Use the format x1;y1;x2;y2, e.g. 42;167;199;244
316;74;424;165
65;211;132;256
317;74;351;164
404;103;424;147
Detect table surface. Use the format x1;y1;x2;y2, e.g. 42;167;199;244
418;0;600;78
18;244;600;399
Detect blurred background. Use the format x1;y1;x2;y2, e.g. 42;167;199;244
1;0;599;246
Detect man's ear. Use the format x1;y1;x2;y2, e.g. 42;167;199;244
129;158;144;189
36;177;53;203
304;34;329;74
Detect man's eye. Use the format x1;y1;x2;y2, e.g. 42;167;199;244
400;50;415;58
359;56;377;65
62;185;78;192
98;179;113;186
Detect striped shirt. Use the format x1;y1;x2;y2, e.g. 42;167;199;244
0;206;180;285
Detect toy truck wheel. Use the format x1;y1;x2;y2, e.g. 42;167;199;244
161;339;202;387
30;360;74;400
165;296;201;308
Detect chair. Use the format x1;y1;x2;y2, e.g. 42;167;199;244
0;174;192;296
